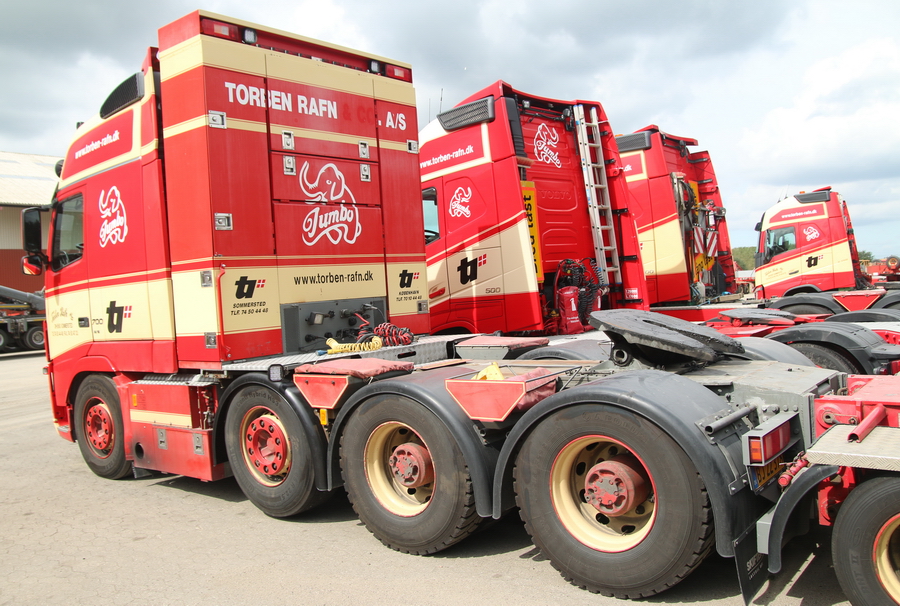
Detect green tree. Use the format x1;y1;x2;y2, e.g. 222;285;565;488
858;250;874;261
732;246;756;271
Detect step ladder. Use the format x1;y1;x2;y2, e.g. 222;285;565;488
573;104;621;288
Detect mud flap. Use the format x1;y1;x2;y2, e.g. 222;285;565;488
733;524;768;605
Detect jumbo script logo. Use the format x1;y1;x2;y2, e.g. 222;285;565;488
448;187;472;218
98;186;128;247
299;162;362;245
803;225;821;242
535;123;561;168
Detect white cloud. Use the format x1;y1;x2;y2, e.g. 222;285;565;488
741;38;900;185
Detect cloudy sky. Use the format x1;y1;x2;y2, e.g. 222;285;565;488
3;1;898;256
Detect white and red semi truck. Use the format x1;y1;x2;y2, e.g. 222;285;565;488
616;125;737;306
21;14;900;606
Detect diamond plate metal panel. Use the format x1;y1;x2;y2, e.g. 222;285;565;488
223;334;466;372
807;425;900;472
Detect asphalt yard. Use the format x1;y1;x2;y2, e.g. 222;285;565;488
0;351;849;606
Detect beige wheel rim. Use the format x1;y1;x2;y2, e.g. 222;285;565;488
364;422;434;517
550;436;656;552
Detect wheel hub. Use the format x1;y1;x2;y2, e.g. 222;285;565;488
85;402;113;452
389;442;434;488
245;414;289;476
584;455;649;516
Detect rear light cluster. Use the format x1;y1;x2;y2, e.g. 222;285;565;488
743;414;797;466
201;18;411;80
747;421;791;464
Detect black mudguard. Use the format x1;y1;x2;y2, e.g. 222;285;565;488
871;289;900;309
217;373;330;491
828;308;900;323
729;336;816;366
766;322;900;374
492;369;768;558
327;365;501;518
766;465;839;573
765;292;845;314
515;337;612;361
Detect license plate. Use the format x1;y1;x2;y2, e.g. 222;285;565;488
749;455;784;491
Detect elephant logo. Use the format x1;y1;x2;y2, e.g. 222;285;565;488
98;186;128;247
534;123;561;168
448;187;472;218
299;162;362;246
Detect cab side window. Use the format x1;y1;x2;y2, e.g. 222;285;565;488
423;187;440;244
764;226;796;262
51;194;84;271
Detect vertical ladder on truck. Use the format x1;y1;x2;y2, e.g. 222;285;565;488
573;104;621;288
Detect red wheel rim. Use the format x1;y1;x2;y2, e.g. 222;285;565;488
389;442;434;488
84;398;115;458
239;407;292;487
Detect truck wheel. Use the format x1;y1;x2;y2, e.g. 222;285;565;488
787;342;859;374
340;395;482;554
833;476;900;606
0;329;10;350
20;325;44;350
225;386;328;518
74;375;132;479
514;404;713;598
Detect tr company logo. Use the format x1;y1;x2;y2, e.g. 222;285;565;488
98;186;128;247
534;123;561;168
106;300;132;333
457;253;488;285
449;187;472;218
399;269;420;289
299;162;362;246
235;276;266;300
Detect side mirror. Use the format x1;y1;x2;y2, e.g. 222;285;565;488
21;207;46;273
21;254;43;276
22;207;43;254
754;221;762;232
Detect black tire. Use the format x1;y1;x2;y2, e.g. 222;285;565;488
780;304;833;316
514;404;714;598
788;342;860;374
832;476;900;606
20;325;44;350
74;375;132;479
340;395;483;554
0;328;11;350
224;385;329;518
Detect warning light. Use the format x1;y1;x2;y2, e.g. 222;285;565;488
385;64;412;83
201;19;241;42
